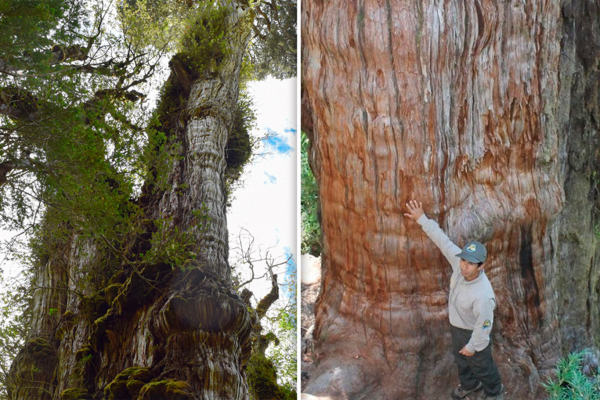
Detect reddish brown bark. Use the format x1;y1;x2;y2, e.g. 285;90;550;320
302;0;600;399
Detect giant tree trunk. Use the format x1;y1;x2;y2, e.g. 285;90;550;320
302;0;600;399
7;4;257;400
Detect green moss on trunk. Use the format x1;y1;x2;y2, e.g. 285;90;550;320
60;387;89;400
138;379;193;400
247;353;294;400
103;367;153;400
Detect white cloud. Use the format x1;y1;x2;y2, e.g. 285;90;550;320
227;77;297;301
0;77;298;305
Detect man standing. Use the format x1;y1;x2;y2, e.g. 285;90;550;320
404;200;504;400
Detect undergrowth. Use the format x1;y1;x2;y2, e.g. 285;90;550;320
301;131;321;256
543;350;600;400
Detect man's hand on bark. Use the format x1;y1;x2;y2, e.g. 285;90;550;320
459;346;474;357
404;200;425;221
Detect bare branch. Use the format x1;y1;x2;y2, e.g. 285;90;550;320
85;0;115;53
256;273;279;321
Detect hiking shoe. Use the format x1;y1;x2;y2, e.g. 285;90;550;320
477;384;505;399
451;382;483;399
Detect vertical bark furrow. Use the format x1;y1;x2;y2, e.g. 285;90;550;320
8;5;259;400
155;9;254;282
302;0;579;398
553;0;600;355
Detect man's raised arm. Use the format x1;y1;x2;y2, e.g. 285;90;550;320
404;199;461;272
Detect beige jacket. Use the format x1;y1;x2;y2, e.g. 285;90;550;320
417;215;496;352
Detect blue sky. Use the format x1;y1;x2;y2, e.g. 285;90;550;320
264;172;277;184
263;134;293;156
282;246;297;325
283;246;297;297
0;78;298;322
227;77;297;304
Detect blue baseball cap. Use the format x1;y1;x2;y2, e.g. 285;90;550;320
456;241;487;263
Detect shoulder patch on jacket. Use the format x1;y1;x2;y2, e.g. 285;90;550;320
483;320;492;329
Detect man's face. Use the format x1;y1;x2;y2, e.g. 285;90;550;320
460;259;482;281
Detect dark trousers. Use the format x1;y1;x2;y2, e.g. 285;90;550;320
451;325;502;396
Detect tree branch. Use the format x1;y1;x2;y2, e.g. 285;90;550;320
0;87;38;122
0;67;77;78
263;0;279;20
256;273;279;321
97;233;162;293
252;24;267;41
0;161;14;186
255;5;272;33
0;156;41;187
30;285;85;299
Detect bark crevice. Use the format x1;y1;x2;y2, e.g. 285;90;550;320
302;0;599;398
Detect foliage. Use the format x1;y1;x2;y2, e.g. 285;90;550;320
118;0;298;80
134;206;211;268
0;0;296;397
266;310;296;393
249;0;297;80
0;0;166;240
224;58;259;205
230;229;297;392
0;0;222;278
543;350;600;400
267;266;296;390
117;0;188;52
120;0;231;76
246;353;296;400
0;0;294;253
224;101;253;205
0;269;32;400
177;2;230;75
301;131;321;255
247;288;297;400
0;0;85;71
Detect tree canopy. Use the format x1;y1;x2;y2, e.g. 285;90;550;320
0;0;296;398
249;0;296;80
0;0;296;243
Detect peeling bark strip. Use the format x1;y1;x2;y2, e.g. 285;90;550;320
7;4;260;400
303;0;600;399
